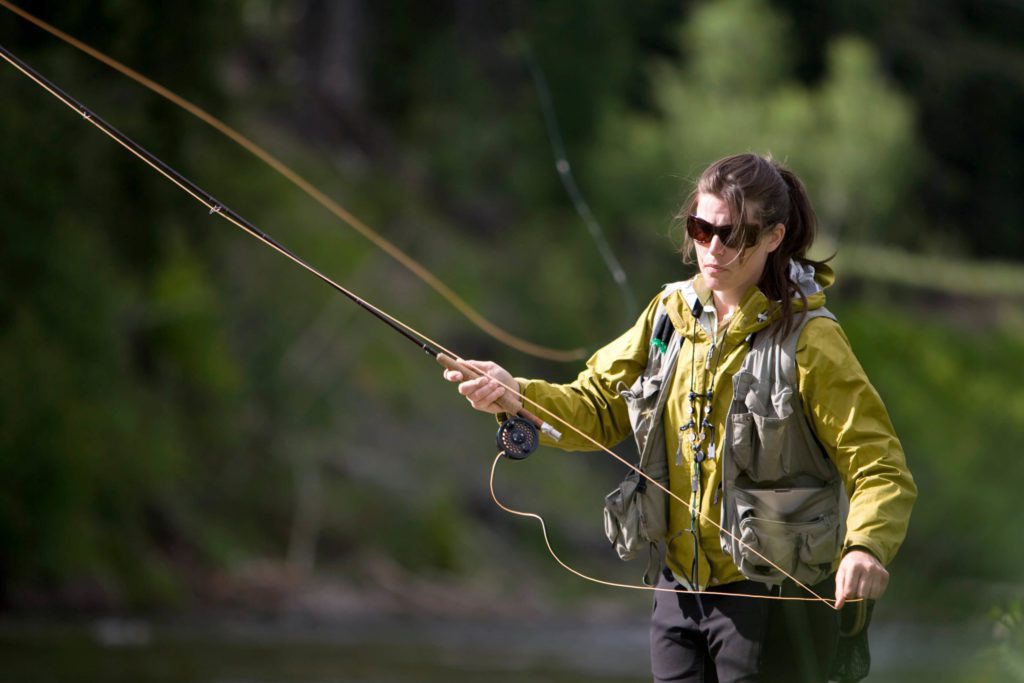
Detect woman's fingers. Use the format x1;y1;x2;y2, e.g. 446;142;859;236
441;360;519;414
442;360;496;384
469;381;506;411
834;549;889;609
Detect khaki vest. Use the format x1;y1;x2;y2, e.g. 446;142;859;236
603;292;844;586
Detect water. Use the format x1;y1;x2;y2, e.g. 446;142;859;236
0;614;992;682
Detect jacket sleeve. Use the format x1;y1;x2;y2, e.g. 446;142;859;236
796;317;917;566
516;293;662;452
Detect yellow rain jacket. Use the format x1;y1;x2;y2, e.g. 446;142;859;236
518;263;916;587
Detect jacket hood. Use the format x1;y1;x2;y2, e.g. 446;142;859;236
663;260;835;339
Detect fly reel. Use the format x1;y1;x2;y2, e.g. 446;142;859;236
496;416;539;459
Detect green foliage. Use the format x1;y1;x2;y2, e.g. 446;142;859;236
0;219;186;603
976;601;1024;682
590;0;919;243
0;1;255;606
150;239;242;396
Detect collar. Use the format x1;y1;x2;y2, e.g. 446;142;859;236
661;260;832;342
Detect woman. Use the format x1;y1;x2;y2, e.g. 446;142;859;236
445;154;916;681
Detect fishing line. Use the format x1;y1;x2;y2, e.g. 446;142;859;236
2;39;846;609
490;453;855;605
0;0;586;363
0;42;561;443
515;33;638;319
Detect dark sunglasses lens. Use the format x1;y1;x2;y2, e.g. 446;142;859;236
735;226;759;248
723;227;747;249
687;215;736;245
686;216;714;243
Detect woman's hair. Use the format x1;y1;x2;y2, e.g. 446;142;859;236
677;153;827;337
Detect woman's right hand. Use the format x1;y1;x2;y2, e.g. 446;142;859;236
442;360;522;415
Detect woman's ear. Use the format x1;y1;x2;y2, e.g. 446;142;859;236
766;223;786;252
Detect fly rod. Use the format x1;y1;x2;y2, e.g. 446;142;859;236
0;43;561;452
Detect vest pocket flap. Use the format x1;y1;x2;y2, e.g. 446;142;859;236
735;514;838;586
604;473;640;515
733;484;835;522
732;370;757;400
735;516;798;583
743;387;771;416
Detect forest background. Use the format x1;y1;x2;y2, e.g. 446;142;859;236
2;1;1023;680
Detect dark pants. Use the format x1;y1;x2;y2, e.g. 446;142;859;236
650;569;838;683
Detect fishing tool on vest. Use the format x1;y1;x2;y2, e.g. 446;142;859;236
676;298;732;587
0;43;563;456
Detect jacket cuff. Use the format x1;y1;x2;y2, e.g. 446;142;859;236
842;536;888;565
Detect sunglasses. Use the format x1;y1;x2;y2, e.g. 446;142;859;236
686;215;761;249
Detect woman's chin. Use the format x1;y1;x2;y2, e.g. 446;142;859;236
700;269;729;290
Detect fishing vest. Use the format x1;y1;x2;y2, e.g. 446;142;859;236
603;287;844;586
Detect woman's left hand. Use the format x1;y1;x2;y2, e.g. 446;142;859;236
834;549;889;609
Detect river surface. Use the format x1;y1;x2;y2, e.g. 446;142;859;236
0;614;992;682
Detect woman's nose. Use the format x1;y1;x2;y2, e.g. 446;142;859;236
708;234;727;254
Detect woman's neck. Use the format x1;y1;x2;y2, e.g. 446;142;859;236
712;291;742;322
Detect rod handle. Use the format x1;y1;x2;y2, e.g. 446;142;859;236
437;353;560;440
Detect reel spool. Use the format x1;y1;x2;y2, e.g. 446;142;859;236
496;416;539;459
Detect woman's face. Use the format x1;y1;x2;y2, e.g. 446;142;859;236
692;193;784;304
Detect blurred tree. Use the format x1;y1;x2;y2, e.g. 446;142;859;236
0;1;253;606
772;0;1024;258
589;0;919;245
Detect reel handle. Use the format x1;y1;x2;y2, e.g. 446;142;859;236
437;353;561;442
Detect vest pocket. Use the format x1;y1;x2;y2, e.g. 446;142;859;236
735;514;837;586
728;411;792;482
604;469;668;560
800;520;840;580
735;516;799;583
728;413;755;472
729;485;840;585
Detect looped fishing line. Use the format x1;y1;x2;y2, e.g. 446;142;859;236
490;453;855;606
